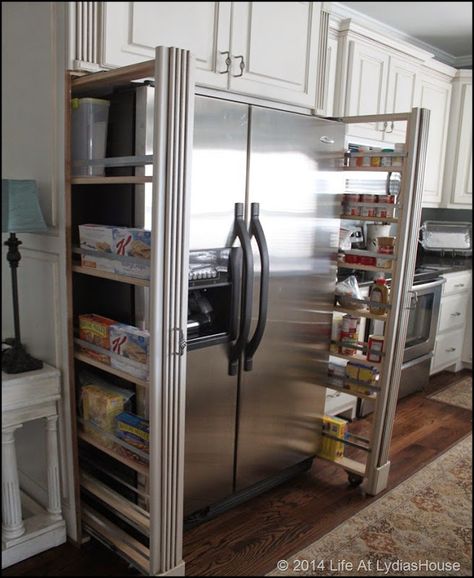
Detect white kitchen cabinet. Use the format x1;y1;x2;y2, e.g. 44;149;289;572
73;2;323;108
384;57;421;142
418;73;452;206
462;297;472;367
442;70;472;207
431;270;472;374
343;40;390;139
229;2;320;107
100;2;232;89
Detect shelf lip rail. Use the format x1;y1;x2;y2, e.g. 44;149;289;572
71;59;155;93
72;154;154;168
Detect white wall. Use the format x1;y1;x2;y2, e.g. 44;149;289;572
2;1;77;541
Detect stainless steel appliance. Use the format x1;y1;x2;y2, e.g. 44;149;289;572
112;88;345;518
358;267;444;417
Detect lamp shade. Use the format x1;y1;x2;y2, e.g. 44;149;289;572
2;179;48;233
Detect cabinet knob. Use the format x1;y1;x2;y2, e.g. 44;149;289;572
232;55;245;77
445;347;456;352
450;312;461;317
454;283;465;288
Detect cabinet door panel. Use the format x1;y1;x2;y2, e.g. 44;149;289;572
344;41;389;140
102;2;231;88
419;76;451;205
452;83;472;205
230;2;320;107
385;58;421;142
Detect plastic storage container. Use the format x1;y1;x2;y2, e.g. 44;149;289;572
71;98;110;176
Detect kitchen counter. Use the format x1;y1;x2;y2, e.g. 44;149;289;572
418;255;472;274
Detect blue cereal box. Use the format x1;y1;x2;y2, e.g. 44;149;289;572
115;411;149;453
110;323;150;380
112;227;151;280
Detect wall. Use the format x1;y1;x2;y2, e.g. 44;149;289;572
2;2;77;540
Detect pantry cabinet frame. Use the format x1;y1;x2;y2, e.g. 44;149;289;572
65;47;194;576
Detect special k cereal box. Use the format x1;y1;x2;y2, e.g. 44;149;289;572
79;224;115;272
110;323;150;380
79;314;116;364
112;228;151;280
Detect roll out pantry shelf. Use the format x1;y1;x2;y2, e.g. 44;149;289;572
72;265;150;287
317;454;366;477
81;472;150;536
341;166;403;173
71;176;153;185
78;431;149;476
337;262;393;273
330;350;383;368
325;381;377;401
82;505;149;574
333;305;388;321
340;215;398;223
74;351;149;388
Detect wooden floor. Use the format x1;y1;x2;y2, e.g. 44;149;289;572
3;370;471;577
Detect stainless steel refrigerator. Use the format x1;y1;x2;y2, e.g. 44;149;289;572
111;88;345;518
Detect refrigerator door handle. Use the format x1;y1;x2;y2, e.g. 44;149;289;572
228;203;254;376
244;203;269;371
229;246;243;341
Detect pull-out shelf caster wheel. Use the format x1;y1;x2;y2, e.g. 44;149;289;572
348;473;363;487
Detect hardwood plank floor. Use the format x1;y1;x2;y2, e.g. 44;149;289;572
3;370;471;576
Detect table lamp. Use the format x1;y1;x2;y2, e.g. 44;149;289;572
2;179;48;373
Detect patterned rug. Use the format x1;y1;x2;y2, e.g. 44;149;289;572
428;377;472;410
268;434;472;576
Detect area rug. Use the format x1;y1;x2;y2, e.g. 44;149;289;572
428;377;472;410
268;434;472;577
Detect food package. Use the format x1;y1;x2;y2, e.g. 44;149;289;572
345;361;379;395
116;411;149;454
110;323;150;380
79;224;114;253
317;415;347;461
78;224;151;280
80;380;134;448
79;314;116;364
335;275;366;310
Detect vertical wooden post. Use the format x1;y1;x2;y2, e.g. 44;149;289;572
2;425;25;541
45;415;63;519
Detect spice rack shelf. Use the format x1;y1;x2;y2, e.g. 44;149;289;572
317;454;366;477
339;249;396;259
341;166;403;173
347;152;407;158
340;215;398;223
337;262;393;273
71;176;153;185
330;350;383;368
324;381;378;401
333;305;388;321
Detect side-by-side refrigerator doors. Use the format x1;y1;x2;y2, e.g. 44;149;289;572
234;109;345;491
184;96;249;516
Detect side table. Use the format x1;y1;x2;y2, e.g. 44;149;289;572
2;364;67;568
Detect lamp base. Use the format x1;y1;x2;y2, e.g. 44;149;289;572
2;341;43;374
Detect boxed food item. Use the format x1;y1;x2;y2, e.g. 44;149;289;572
317;415;347;461
79;224;114;253
81;380;133;448
110;323;150;380
345;361;379;395
79;314;116;364
78;224;151;280
116;412;149;454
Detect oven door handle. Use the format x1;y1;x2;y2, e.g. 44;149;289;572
411;278;446;292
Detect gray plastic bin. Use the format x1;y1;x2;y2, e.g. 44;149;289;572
71;98;110;176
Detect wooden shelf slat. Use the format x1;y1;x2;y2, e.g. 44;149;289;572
78;431;149;476
81;472;150;535
334;304;388;321
71;176;152;185
317;454;366;476
325;382;377;401
330;351;383;368
74;351;149;388
342;166;403;172
82;505;149;574
340;215;398;223
72;265;150;287
337;262;393;273
71;59;155;93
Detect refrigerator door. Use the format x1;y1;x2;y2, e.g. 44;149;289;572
235;108;345;490
184;96;249;514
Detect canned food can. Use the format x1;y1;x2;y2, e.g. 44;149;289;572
381;156;392;167
361;194;377;203
359;255;376;266
367;335;384;362
370;156;381;167
342;315;360;333
345;254;360;264
341;331;358;356
377;207;389;218
361;207;377;217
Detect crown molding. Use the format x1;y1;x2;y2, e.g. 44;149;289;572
328;2;472;69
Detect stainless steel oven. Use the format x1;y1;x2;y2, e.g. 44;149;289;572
358;272;445;416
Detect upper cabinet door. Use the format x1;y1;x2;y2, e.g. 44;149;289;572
419;74;451;206
344;41;390;140
384;57;421;142
102;2;232;89
229;2;321;107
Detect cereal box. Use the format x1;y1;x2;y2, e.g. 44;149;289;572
79;314;116;364
113;227;151;280
110;323;150;380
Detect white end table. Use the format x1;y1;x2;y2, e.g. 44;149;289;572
2;364;66;569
